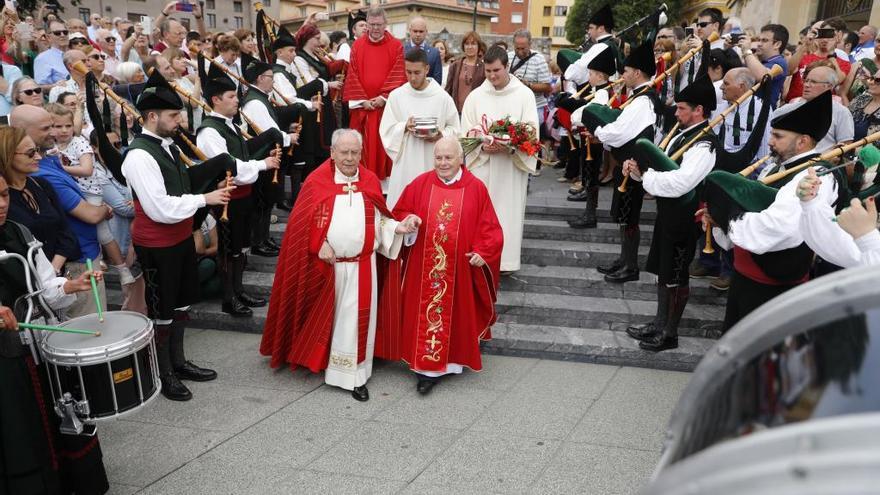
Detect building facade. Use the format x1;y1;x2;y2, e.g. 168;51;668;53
491;0;528;35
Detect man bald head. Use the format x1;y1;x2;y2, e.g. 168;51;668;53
802;65;837;100
433;136;463;181
408;17;428;46
10;105;55;149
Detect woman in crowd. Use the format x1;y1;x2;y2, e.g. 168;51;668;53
11;76;42;107
115;60;146;84
432;38;452;88
162;46;202;130
849;66;880;141
234;28;257;57
445;31;486;114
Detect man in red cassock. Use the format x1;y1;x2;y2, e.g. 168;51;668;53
259;129;420;402
376;136;504;395
341;7;406;184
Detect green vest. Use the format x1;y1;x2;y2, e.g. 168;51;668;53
198;116;250;161
243;89;278;123
126;136;191;200
273;64;299;89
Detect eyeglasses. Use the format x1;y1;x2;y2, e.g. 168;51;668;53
52;30;68;36
20;87;42;96
70;39;88;45
104;36;116;43
696;21;713;28
89;53;107;60
656;34;673;39
804;78;832;85
15;148;41;158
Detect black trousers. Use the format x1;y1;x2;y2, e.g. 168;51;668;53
722;272;798;332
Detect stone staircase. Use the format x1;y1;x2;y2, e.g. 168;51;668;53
106;170;728;372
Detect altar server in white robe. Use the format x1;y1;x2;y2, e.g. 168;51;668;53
380;48;460;208
461;45;538;272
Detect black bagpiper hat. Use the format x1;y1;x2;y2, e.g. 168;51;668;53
587;45;617;76
623;40;655;77
588;4;614;31
771;89;832;142
135;69;183;112
675;74;717;112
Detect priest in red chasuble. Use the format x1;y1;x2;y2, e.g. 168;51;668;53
260;129;420;402
376;137;503;395
341;7;406;183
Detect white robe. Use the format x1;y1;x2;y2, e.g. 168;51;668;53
460;77;538;272
379;79;461;209
323;168;404;390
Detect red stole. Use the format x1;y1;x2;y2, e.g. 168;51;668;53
260;159;392;372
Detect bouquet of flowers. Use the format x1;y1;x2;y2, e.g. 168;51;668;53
461;115;542;158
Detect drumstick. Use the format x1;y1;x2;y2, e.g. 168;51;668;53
18;322;102;337
85;258;104;323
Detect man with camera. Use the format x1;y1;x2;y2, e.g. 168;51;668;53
786;19;851;103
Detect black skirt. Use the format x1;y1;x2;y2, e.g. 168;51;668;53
135;237;200;321
722;272;798;332
216;196;254;253
645;209;699;286
610;165;644;226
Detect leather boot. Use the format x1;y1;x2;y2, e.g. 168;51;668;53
221;256;252;317
569;186;598;229
234;255;266;307
605;226;640;283
170;316;218;381
157;323;192;401
567;189;588;202
627;284;668;341
640;286;687;352
597;225;625;274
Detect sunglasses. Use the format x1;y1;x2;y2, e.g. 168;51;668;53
21;87;42;96
104;36;116;43
89;53;107;60
70;39;88;45
52;29;68;36
15;148;41;158
696;21;713;28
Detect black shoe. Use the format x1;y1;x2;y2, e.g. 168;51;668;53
639;333;679;352
174;361;218;382
237;291;267;308
597;260;623;275
568;214;597;229
416;377;439;395
266;237;281;249
351;385;369;402
605;267;639;284
160;373;193;401
222;298;253;317
567;190;589;202
626;323;659;341
251;244;279;257
276;201;293;212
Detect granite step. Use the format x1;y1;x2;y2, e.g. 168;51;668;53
522;218;655;245
494;290;724;339
104;291;716;372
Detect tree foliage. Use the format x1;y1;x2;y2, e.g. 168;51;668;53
566;0;683;46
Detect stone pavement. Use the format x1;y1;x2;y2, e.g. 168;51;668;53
99;329;691;494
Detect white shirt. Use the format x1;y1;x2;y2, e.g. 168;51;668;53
594;82;655;148
195;112;267;185
122;129;207;224
241;90;292;148
713;93;770;161
641;121;717;197
799;190;880;268
212;56;241;86
271;59;315;109
564;36;615;86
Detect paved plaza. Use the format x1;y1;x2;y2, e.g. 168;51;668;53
99;329;691;494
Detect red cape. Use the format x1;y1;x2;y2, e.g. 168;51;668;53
375;167;503;372
342;33;406;181
259;159;393;372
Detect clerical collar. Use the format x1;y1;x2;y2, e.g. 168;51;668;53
440;168;463;185
334;166;360;184
781;149;819;168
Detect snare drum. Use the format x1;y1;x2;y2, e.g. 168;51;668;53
40;311;160;421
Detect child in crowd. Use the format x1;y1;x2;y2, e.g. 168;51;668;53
46;102;137;285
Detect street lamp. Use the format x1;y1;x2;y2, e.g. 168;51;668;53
469;0;477;32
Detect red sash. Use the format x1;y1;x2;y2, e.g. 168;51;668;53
413;186;464;370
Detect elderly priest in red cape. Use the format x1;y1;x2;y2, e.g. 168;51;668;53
342;7;406;184
260;129;420;402
376;136;504;395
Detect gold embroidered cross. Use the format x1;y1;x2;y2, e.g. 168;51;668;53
315;204;330;229
428;334;440;350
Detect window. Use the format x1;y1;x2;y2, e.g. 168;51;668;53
234;16;243;28
511;13;522;23
263;0;271;5
78;7;90;24
180;18;190;30
127;13;145;23
205;0;215;9
555;6;568;16
328;1;336;11
299;6;307;16
490;16;498;23
541;26;549;36
390;22;406;38
457;0;465;4
206;13;216;28
543;6;551;16
512;0;524;3
233;2;242;13
553;26;566;37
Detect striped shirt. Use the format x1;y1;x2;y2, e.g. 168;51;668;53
508;51;553;109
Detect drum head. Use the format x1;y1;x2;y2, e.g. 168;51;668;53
41;311;153;364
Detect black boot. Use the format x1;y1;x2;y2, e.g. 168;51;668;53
568;186;598;229
251;242;279;257
351;385;369;402
416;375;440;395
156;324;192;401
627;284;669;341
567;189;588;202
234;255;266;307
220;256;253;317
171;315;218;381
605;225;640;283
640;286;687;352
597;226;625;274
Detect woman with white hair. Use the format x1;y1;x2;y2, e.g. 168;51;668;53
114;61;146;84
